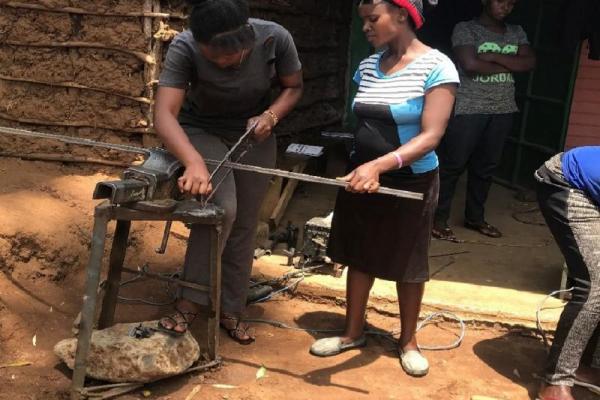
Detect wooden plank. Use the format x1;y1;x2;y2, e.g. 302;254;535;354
565;134;600;148
569;112;600;127
570;101;600;114
579;55;600;67
567;124;600;138
571;89;600;104
577;66;600;79
269;161;307;229
258;176;283;223
573;78;600;91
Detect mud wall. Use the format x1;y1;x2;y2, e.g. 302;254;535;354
0;0;352;161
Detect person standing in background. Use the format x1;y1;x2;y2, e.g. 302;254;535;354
433;0;535;241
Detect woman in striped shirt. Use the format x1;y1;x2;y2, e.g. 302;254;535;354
309;0;459;377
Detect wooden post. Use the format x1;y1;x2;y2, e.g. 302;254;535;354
142;0;164;148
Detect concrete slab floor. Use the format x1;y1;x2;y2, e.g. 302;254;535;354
253;179;566;330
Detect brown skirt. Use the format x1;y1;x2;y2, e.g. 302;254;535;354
327;169;439;282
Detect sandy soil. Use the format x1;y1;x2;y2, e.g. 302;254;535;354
0;156;597;400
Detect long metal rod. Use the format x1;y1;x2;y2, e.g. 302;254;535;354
207;124;256;182
0;126;423;200
0;126;149;156
204;159;424;201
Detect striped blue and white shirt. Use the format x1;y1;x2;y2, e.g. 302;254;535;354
351;49;459;175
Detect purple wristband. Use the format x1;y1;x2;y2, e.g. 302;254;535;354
392;151;403;169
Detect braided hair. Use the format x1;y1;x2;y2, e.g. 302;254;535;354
187;0;256;52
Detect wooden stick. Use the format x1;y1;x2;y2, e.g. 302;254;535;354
0;75;151;104
0;112;152;134
186;359;222;373
84;382;144;392
82;384;144;399
0;152;131;167
3;40;155;64
269;162;307;228
141;0;161;144
0;2;186;18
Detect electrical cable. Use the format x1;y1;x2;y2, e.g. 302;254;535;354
117;266;179;307
246;266;465;351
536;287;573;349
245;311;465;351
114;262;465;351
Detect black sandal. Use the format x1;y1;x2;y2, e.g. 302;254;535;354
432;224;458;242
156;307;198;337
220;314;255;345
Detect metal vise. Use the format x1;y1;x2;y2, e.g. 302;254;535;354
93;148;184;205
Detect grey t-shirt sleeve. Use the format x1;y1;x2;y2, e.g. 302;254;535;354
513;25;530;46
158;35;193;89
273;26;302;76
451;22;475;47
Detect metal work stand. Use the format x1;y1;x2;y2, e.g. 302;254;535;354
70;200;224;400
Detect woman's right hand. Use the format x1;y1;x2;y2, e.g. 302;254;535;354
177;161;213;196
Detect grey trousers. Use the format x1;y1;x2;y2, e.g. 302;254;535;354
536;154;600;386
179;127;276;315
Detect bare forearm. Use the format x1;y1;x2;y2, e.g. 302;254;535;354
372;133;441;174
462;59;509;76
154;111;203;167
484;53;536;72
269;86;303;120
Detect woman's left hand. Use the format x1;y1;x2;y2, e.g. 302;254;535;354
247;113;275;143
340;161;382;193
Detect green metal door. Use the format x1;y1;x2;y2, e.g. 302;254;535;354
344;6;372;129
497;0;581;189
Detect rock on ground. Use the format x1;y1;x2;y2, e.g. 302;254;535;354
54;321;200;383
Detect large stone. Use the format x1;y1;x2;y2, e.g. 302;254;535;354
54;321;200;383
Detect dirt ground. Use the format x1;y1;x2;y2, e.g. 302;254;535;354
0;156;596;400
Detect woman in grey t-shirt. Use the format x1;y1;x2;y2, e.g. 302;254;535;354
433;0;535;240
154;0;303;344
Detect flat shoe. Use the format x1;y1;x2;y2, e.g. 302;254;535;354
400;349;429;377
310;336;366;357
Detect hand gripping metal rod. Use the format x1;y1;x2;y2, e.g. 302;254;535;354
207;124;256;183
203;159;424;201
157;124;256;253
0;126;424;200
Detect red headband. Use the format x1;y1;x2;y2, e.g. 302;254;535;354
390;0;424;29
